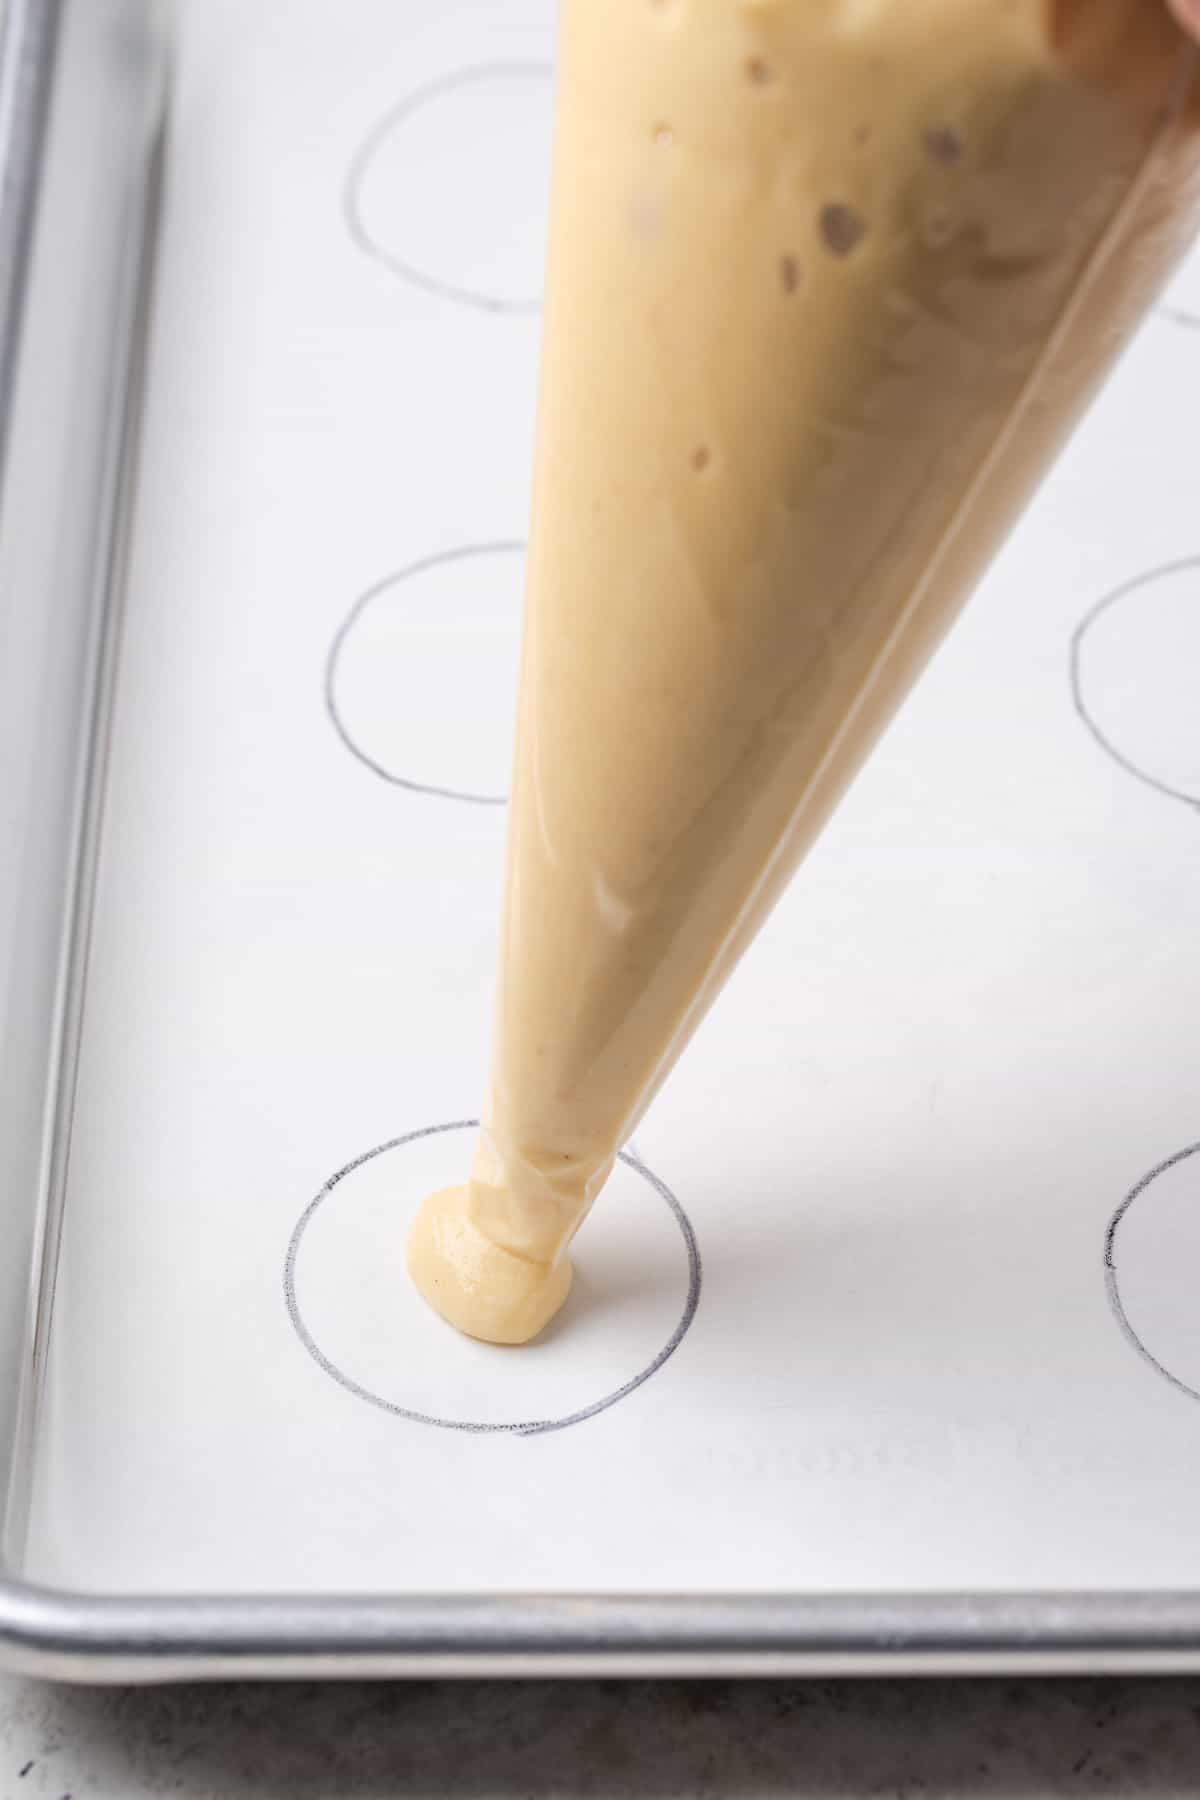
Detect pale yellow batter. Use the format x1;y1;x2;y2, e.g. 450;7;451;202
409;0;1200;1345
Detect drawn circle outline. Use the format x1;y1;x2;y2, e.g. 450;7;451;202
344;61;554;315
1104;1139;1200;1407
325;540;524;807
1069;554;1200;812
283;1119;703;1436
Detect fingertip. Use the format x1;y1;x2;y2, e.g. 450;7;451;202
1169;0;1200;45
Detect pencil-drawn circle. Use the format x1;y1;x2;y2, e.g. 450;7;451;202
345;62;555;314
325;543;524;806
1069;556;1200;811
1105;1141;1200;1406
1160;242;1200;332
284;1120;702;1436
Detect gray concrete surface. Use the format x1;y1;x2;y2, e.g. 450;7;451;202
2;1674;1200;1798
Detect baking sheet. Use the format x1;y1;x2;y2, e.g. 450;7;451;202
25;0;1200;1598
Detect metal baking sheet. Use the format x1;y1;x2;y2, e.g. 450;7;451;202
3;0;1200;1680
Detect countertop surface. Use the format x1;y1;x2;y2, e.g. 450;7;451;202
2;1673;1200;1798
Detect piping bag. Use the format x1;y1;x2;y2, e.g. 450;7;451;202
409;1;1200;1344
